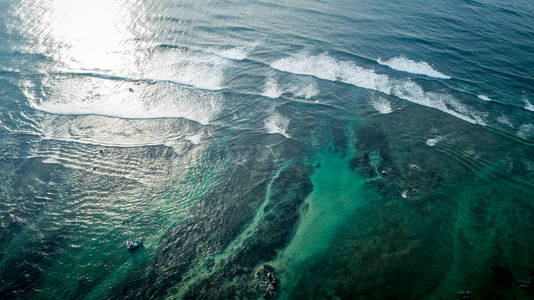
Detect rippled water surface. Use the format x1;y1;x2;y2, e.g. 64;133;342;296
1;0;534;299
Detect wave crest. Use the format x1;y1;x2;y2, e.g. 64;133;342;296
262;77;284;99
271;53;483;125
212;47;249;61
28;76;222;125
371;96;393;114
524;99;534;112
377;56;450;79
264;112;290;138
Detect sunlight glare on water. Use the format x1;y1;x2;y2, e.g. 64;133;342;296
2;0;534;298
16;0;145;72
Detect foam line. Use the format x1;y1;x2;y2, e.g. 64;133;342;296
212;47;249;61
478;95;491;101
271;53;484;125
27;76;222;125
144;48;227;91
524;99;534;112
378;56;451;79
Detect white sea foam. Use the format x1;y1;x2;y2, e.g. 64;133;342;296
271;53;485;125
213;47;248;61
290;77;319;99
143;48;227;91
478;95;491;101
524;99;534;112
29;76;222;125
371;96;392;114
262;77;283;99
272;53;391;92
426;136;444;147
517;124;534;139
264;112;290;138
0;66;20;73
35;114;204;150
377;56;450;79
186;133;203;145
497;115;513;127
263;75;319;100
393;81;487;125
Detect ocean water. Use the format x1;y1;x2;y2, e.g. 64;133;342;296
1;0;534;299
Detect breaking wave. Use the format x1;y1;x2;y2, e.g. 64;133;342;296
524;99;534;112
377;56;450;79
517;124;534;139
212;47;249;60
186;132;203;144
426;136;444;147
271;52;484;125
497;115;513;127
289;77;319;99
264;112;290;138
478;95;491;101
262;77;283;99
262;75;319;100
371;96;393;114
27;76;222;125
141;46;230;91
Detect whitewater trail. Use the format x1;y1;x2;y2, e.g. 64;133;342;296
377;56;451;79
264;111;290;138
270;52;485;126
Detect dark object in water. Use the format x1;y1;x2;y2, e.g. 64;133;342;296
264;282;276;299
126;239;143;250
456;290;472;299
256;265;279;299
516;279;532;289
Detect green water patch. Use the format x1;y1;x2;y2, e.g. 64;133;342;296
83;144;237;299
160;160;314;299
317;103;534;299
269;141;370;299
165;160;294;299
428;176;534;300
0;158;91;299
277;113;459;298
172;162;312;299
10;168;149;300
108;130;295;299
1;136;232;299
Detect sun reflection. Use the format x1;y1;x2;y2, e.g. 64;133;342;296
52;0;139;71
15;0;226;129
24;0;145;72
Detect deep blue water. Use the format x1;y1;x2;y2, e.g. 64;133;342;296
1;0;534;299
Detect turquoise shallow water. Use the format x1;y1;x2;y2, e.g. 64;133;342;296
1;0;534;299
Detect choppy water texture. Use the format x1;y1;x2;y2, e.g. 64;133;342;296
1;0;534;299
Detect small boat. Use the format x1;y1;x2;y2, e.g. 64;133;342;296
126;239;143;250
516;279;532;289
